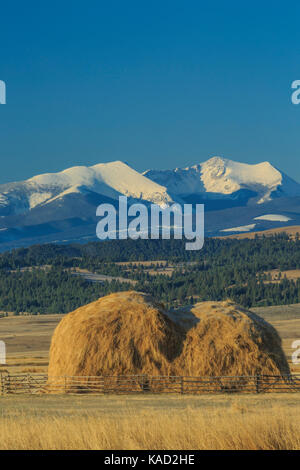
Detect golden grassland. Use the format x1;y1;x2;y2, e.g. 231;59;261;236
0;314;62;374
0;394;300;450
263;269;300;282
1;304;300;450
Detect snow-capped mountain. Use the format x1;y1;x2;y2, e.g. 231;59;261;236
144;156;300;205
0;161;172;217
0;156;299;250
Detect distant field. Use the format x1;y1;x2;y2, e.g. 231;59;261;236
253;303;300;320
1;303;300;374
220;225;300;239
262;269;300;283
115;260;197;276
252;304;300;374
71;267;137;285
116;260;175;276
0;314;63;373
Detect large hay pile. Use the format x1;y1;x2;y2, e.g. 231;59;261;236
169;300;290;378
48;291;183;380
48;293;290;392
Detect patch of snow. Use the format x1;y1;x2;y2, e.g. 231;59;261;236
221;224;256;233
91;161;171;204
0;194;8;206
254;214;292;222
44;185;84;205
29;192;53;209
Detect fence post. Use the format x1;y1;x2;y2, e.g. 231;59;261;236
6;373;10;394
256;374;260;393
3;373;7;395
141;375;150;392
3;373;8;395
181;376;184;395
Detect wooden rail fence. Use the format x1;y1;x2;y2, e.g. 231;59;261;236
1;373;300;395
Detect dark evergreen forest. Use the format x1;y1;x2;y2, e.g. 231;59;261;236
0;233;300;314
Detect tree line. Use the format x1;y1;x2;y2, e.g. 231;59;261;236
0;234;300;313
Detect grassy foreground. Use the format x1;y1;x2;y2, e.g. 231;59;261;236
1;394;300;450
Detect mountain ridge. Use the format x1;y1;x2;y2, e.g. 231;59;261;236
144;156;300;204
0;160;172;218
0;156;299;250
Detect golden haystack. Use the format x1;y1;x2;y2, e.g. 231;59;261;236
170;300;290;379
48;293;290;393
48;291;183;382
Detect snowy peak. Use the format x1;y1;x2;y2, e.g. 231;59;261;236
0;161;172;217
27;160;168;199
201;157;282;190
144;156;300;204
88;161;171;203
200;157;282;202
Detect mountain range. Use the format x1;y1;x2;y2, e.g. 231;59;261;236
0;156;300;251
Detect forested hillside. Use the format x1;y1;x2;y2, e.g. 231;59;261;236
0;233;300;314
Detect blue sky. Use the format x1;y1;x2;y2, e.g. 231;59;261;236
0;1;300;183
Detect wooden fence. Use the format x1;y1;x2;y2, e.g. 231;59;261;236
1;373;300;395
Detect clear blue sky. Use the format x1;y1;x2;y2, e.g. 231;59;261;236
0;1;300;183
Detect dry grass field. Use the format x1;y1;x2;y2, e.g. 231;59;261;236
0;394;300;449
262;269;300;283
1;303;300;450
0;314;63;374
252;304;300;374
